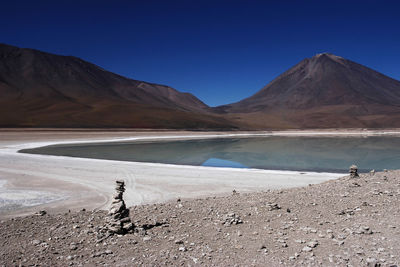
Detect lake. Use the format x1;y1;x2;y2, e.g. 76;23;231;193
20;136;400;173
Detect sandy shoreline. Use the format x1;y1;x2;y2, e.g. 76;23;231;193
1;129;399;218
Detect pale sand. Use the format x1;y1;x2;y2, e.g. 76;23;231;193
1;129;399;218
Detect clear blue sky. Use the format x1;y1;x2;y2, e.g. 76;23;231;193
1;0;400;106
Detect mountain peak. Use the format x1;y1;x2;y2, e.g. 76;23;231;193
215;52;400;128
219;52;400;120
311;52;344;62
314;52;335;57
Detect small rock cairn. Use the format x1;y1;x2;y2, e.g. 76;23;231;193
349;164;359;178
106;180;134;234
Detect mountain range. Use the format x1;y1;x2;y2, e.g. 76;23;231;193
1;43;400;129
0;43;235;129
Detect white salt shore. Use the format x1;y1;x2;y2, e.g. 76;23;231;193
0;180;66;211
1;129;399;218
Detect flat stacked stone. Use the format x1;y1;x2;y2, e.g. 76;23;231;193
349;164;359;178
106;180;134;234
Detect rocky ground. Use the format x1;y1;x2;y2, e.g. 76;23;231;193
1;170;399;266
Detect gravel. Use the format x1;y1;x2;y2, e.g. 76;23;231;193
1;170;400;266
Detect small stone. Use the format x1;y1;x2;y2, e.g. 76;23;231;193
143;236;151;241
35;210;47;216
123;223;134;232
302;246;313;252
266;203;281;211
179;246;187;252
307;240;319;248
366;257;379;267
113;192;123;200
223;213;242;226
32;240;41;245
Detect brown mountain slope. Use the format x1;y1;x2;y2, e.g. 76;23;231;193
0;43;236;129
215;53;400;129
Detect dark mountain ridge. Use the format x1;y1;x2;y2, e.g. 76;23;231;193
0;43;236;129
2;43;400;129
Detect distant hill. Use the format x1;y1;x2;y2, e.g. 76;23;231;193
215;53;400;129
2;44;400;129
0;43;236;129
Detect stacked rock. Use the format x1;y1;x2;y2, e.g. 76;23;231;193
349;164;359;178
106;180;134;234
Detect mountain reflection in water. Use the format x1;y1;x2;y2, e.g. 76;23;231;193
20;136;400;173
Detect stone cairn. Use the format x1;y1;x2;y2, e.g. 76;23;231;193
349;164;359;178
106;180;134;234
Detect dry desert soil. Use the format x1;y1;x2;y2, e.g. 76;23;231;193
1;170;399;266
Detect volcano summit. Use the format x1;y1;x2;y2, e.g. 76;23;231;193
216;53;400;129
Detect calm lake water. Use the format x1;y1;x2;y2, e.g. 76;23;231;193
20;136;400;173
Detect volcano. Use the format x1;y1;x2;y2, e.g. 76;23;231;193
216;53;400;129
2;44;400;130
0;43;235;129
